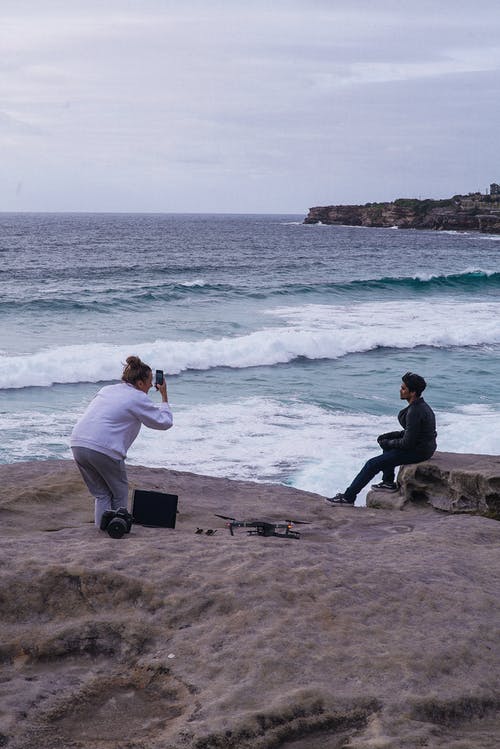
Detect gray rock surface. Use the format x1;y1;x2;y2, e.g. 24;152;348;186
366;490;407;511
398;451;500;516
1;459;499;748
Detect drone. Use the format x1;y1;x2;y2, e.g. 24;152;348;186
215;514;310;540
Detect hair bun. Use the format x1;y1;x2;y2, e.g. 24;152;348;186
122;356;151;385
126;355;142;367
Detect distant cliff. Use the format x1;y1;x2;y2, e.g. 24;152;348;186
304;192;500;233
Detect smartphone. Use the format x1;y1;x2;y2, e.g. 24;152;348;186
155;369;164;387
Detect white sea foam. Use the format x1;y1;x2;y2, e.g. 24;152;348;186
179;279;208;287
434;404;500;455
127;399;388;503
456;266;497;276
1;299;499;389
409;267;496;281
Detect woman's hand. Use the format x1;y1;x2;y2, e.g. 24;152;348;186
156;378;168;402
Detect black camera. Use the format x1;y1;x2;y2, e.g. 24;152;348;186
100;508;133;538
155;369;164;386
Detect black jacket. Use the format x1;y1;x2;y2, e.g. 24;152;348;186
378;397;437;458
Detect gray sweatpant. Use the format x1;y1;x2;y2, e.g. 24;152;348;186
72;446;129;527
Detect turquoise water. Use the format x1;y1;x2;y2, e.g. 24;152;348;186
1;213;499;502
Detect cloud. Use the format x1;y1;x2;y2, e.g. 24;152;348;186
312;48;500;89
1;1;500;211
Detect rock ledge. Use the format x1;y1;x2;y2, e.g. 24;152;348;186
367;451;500;516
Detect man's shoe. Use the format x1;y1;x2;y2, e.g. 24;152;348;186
325;493;355;506
371;481;399;493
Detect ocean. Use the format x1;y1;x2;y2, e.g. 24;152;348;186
1;212;499;504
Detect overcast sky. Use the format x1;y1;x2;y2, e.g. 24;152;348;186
1;1;499;213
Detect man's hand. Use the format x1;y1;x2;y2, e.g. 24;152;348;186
377;431;402;448
378;437;390;450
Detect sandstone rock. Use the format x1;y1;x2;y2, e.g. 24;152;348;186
398;451;500;516
1;459;500;748
366;489;407;510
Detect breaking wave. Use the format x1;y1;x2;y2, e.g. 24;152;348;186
1;299;499;389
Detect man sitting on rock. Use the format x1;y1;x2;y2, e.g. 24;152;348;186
327;372;437;506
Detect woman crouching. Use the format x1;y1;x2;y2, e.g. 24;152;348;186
70;356;173;528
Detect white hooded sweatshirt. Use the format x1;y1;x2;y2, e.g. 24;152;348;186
70;382;173;460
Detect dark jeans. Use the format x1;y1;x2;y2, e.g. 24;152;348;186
344;448;432;502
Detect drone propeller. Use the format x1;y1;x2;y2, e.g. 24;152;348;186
215;514;310;525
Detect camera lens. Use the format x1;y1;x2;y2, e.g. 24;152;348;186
106;517;128;539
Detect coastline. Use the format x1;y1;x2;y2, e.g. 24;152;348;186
1;458;500;748
304;192;500;233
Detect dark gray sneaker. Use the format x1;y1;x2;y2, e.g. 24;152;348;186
371;481;399;493
325;493;355;506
